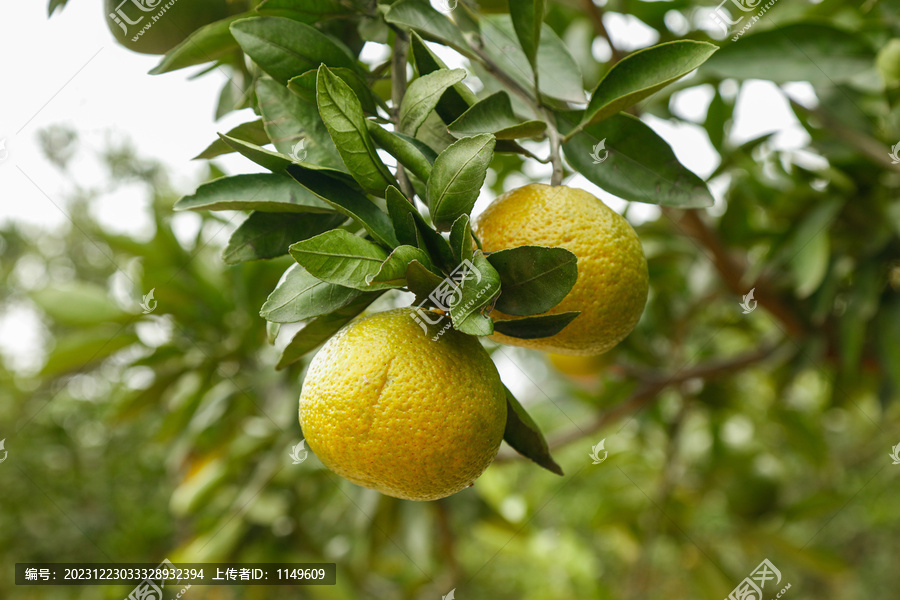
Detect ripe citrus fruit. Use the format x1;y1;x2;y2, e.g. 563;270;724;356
104;0;239;55
474;183;648;356
298;308;507;501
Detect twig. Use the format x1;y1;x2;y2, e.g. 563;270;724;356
543;108;565;186
390;30;415;200
582;0;623;64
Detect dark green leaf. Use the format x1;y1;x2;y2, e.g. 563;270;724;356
256;0;352;23
399;68;468;135
488;246;577;316
449;251;501;328
287;164;399;248
503;385;563;475
406;259;446;299
386;186;455;270
219;134;294;172
582;40;717;127
223;211;345;264
230;17;357;84
175;174;335;213
409;31;476;123
150;14;247;74
194;120;270;160
561;112;714;208
275;293;381;369
449;214;474;265
316;65;398;196
448;91;546;139
288;68;379;115
260;264;362;323
367;245;434;289
508;0;544;70
493;311;580;339
289;229;389;290
42;326;139;377
427;133;496;231
385;0;471;54
366;121;433;182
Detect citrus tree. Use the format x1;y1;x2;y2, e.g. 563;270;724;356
17;0;900;598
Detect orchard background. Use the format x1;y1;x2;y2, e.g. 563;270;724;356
2;0;900;598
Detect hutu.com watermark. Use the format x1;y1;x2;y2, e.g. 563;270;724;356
709;0;780;41
411;259;494;341
109;0;183;42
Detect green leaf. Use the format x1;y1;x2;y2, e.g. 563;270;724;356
385;0;471;54
508;0;544;70
150;14;247;74
454;310;494;336
366;121;433;183
260;264;362;323
316;65;399;196
487;246;577;316
399;68;468;135
230;17;357;84
427;133;496;231
793;229;830;299
31;283;129;326
493;312;580;339
194;120;270;160
367;246;434;289
703;24;875;86
448;91;546;139
275;293;381;369
289;67;379;115
582;40;717;127
385;186;455;270
286;164;399;248
256;0;352;23
222;211;345;264
448;251;501;328
219;134;294;172
406;259;447;299
561;112;714;208
256;77;344;168
481;16;584;104
409;31;476;123
175;174;334;213
42;326;139;377
449;214;474;265
503;386;563;475
289;229;390;290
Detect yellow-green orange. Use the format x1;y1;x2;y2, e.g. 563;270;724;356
298;308;507;501
475;183;648;356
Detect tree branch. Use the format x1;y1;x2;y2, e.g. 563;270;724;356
391;30;415;200
582;0;622;64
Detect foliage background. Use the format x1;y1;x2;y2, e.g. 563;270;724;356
2;0;900;599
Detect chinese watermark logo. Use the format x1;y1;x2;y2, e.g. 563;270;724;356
725;558;790;600
124;558;180;600
109;0;182;43
889;142;900;165
709;0;779;41
141;289;157;314
0;439;7;464
890;443;900;465
442;589;456;600
739;288;757;314
290;441;308;465
590;139;609;164
410;259;494;341
435;0;458;13
589;439;608;464
290;139;307;162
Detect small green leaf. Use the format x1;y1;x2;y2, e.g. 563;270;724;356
399;68;468;135
230;17;357;84
289;68;379;115
150;14;247;74
194;120;270;160
367;121;433;183
367;246;434;289
427;133;496;231
449;251;501;328
561;112;714;208
488;246;577;316
219;134;294;172
287;164;399;248
454;311;494;336
289;230;390;290
316;65;399;196
175;174;335;213
493;312;580;339
449;214;474;265
503;386;563;475
260;264;362;323
409;31;476;124
256;0;352;24
385;0;471;54
582;40;718;127
448;91;546;139
406;259;446;299
385;186;455;270
223;212;345;264
275;293;381;369
508;0;544;70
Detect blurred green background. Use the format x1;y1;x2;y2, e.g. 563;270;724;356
3;0;900;598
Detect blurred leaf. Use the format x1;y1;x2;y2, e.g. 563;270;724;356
493;311;580;339
256;0;353;23
487;246;577;316
223;212;345;264
400;68;468;135
289;229;389;290
316;65;398;195
427;133;496;231
175;174;334;213
31;283;129;326
792;228;830;299
230;17;357;84
42;326;139;377
260;264;362;323
448;91;546;139
503;386;563;475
